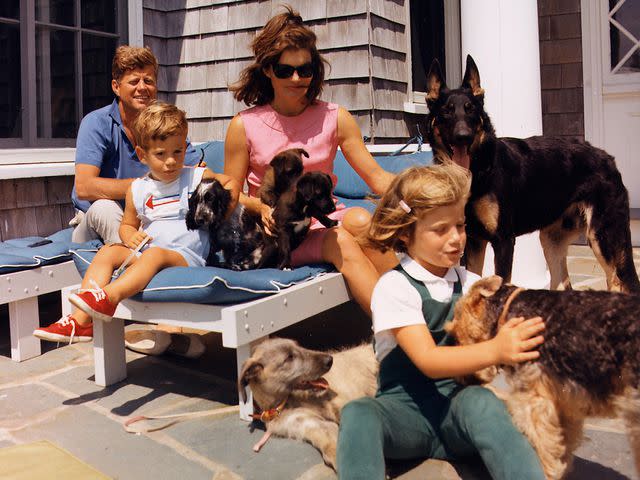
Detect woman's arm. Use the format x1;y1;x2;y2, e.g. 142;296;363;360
119;187;144;248
393;316;545;379
337;107;395;196
223;114;275;231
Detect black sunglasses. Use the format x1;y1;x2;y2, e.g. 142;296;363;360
272;62;314;79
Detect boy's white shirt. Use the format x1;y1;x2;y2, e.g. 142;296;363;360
133;167;206;222
371;253;481;363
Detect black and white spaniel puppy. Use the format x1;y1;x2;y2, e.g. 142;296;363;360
214;205;278;270
185;177;232;266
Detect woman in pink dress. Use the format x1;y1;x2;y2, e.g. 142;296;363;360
225;6;397;315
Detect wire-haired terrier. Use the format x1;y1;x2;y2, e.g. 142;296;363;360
446;275;640;480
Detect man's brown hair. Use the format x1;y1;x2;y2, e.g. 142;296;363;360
112;45;158;81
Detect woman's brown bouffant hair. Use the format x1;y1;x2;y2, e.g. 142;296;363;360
230;5;328;106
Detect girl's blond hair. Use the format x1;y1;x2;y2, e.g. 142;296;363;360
367;162;471;253
133;102;188;149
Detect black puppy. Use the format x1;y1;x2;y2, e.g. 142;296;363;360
272;171;337;269
425;55;639;293
185;178;232;266
259;148;307;207
214;205;278;270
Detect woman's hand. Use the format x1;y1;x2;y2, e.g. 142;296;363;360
125;231;151;250
493;316;545;366
260;203;276;236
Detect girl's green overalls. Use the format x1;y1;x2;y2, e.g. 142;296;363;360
336;266;544;480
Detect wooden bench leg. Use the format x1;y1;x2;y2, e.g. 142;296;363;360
93;318;127;386
236;343;253;421
9;297;41;362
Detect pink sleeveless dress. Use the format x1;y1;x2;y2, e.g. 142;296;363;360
239;101;349;265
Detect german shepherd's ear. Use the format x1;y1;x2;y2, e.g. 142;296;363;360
425;58;447;106
238;359;263;403
461;55;485;98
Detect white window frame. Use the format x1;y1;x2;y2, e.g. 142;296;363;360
0;0;142;178
404;0;461;114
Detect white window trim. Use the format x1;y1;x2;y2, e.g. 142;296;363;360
403;0;461;114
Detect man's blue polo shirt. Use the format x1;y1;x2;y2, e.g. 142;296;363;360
72;99;201;212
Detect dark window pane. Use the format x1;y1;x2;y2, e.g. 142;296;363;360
82;34;116;115
82;0;116;33
36;0;75;26
411;0;445;93
36;28;77;138
0;1;20;20
0;23;21;138
610;0;640;73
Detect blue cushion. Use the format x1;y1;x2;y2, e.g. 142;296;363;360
333;150;433;199
0;228;78;274
197;140;225;174
71;246;332;305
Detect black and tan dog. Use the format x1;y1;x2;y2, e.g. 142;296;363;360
446;276;640;479
425;55;639;293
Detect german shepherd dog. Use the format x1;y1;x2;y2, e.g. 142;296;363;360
446;275;640;479
239;338;377;469
425;55;639;293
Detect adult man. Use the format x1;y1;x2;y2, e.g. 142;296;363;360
70;45;200;243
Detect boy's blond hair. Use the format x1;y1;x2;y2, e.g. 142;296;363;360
367;162;471;253
133;102;188;149
112;45;158;81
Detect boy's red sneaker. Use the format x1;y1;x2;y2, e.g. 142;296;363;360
69;284;117;322
33;315;93;344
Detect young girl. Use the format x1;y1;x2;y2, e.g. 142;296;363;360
336;163;546;479
34;102;239;346
225;6;398;315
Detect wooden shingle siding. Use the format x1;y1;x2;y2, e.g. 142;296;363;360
0;177;74;241
143;0;414;143
537;0;584;140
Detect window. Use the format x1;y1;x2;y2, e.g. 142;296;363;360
406;0;461;111
608;0;640;75
0;0;127;148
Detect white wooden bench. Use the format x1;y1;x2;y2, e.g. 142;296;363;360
3;261;81;361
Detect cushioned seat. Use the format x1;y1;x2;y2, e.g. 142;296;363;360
72;247;330;305
0;229;75;274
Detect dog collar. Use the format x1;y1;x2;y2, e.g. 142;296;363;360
250;398;287;423
497;287;525;328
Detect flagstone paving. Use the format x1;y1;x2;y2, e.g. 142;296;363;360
1;246;638;479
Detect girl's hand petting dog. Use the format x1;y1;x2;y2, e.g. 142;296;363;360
493;316;545;366
125;231;152;250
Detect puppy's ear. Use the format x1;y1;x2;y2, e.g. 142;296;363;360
238;359;263;403
212;180;232;222
297;148;309;159
461;55;484;98
426;58;447;106
185;187;199;230
477;275;503;297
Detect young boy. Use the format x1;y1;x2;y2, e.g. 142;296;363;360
34;102;239;344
